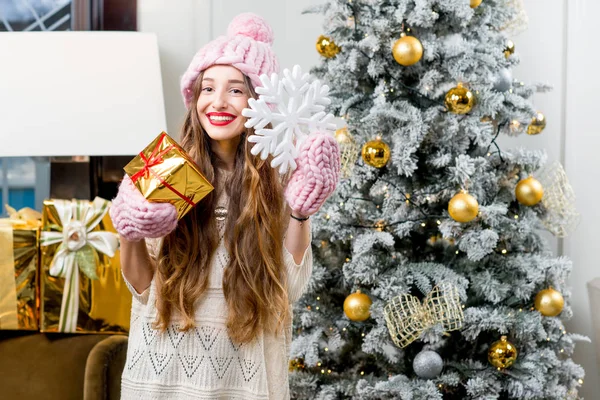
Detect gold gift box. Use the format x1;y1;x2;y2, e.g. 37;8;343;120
40;198;131;333
0;220;39;330
124;131;214;219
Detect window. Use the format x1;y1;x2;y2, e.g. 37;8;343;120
0;0;72;32
0;0;138;32
0;157;50;216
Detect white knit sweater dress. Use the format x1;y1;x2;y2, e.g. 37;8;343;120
120;185;313;400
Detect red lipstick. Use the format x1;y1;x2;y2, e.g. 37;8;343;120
206;112;237;126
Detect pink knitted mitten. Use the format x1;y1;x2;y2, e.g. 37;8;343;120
285;132;341;216
109;175;178;242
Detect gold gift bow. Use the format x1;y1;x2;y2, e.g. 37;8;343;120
0;204;42;229
40;198;119;332
0;205;42;329
5;205;42;226
384;282;464;348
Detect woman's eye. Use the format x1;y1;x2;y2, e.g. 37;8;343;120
231;88;243;94
202;87;213;92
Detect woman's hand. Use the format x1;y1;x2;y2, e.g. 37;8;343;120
109;175;179;242
285;132;341;216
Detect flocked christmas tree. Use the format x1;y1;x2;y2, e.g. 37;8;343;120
288;0;587;398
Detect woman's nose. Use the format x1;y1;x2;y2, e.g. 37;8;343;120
211;91;227;109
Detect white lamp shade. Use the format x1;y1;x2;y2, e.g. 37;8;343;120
0;31;167;157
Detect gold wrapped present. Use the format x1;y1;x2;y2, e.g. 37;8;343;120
0;205;41;330
40;197;131;333
124;131;214;219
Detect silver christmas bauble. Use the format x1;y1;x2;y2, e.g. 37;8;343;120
493;68;513;92
413;350;443;379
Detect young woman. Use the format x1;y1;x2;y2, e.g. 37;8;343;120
110;13;340;400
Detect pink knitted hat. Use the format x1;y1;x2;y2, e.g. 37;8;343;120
180;12;279;108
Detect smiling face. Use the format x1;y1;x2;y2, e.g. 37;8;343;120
196;65;251;143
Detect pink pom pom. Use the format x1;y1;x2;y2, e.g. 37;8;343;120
227;12;274;44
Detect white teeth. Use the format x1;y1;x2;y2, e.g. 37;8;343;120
209;115;234;121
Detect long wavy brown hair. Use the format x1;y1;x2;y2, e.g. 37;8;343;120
153;71;291;343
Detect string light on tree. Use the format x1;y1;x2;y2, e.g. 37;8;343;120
362;138;391;168
316;35;341;58
445;83;475;114
343;290;372;322
516;176;544;206
534;287;564;317
392;33;423;66
488;336;518;369
510;119;522;134
527;112;546;135
448;191;479;223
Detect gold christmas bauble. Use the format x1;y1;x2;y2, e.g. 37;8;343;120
488;336;518;369
534;288;564;317
527;112;546;135
504;39;515;58
470;0;483;8
448;191;479;223
362;138;391;168
445;84;475;114
316;35;341;58
344;291;372;322
515;176;544;206
392;34;423;66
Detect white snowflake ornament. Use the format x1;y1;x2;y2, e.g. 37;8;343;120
242;65;337;174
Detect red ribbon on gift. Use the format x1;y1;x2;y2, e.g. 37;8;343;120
130;133;196;207
130;133;174;182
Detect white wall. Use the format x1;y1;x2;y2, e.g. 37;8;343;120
564;0;600;398
138;0;212;139
138;0;600;396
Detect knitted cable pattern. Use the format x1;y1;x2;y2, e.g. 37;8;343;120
285;132;341;216
109;175;178;242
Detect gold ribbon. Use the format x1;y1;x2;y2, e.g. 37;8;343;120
384;282;464;348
